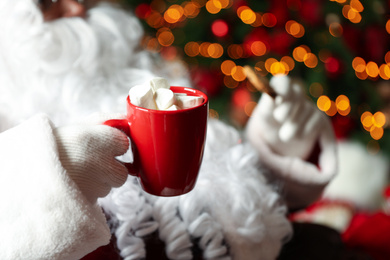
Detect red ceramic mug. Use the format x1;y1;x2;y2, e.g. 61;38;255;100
105;87;208;196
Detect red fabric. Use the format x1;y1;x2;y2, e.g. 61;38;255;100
342;212;390;260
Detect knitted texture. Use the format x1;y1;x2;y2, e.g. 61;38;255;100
54;124;129;203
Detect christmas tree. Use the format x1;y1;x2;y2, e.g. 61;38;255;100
124;0;390;155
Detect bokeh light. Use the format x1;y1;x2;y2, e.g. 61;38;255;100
262;13;277;27
231;66;246;81
164;5;184;24
317;95;331;112
206;0;222;14
251;41;267;56
157;28;175;46
292;45;310;62
285;20;305;38
212;19;229;37
221;60;236;75
184;41;200;57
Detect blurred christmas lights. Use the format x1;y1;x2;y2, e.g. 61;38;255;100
135;0;390;142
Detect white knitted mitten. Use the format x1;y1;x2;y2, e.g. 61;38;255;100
246;74;337;209
54;124;129;204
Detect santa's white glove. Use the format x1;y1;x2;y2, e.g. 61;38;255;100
246;74;337;209
54;122;129;204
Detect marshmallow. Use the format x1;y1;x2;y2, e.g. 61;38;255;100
129;84;157;110
129;78;204;110
166;105;180;110
176;95;204;109
150;77;170;93
155;88;176;110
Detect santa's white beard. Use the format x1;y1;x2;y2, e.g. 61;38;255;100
0;1;191;130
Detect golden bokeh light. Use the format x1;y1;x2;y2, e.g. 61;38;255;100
286;20;305;38
183;2;200;18
361;111;385;140
326;101;338;116
292;45;310;62
206;0;222;14
366;61;379;78
218;0;231;9
281;56;295;71
355;70;368;80
231;65;246;81
379;64;390;80
349;11;362;23
350;0;364;12
385;51;390;63
157;28;175;46
240;8;256;24
270;62;287;75
370;126;384;140
251;41;267;56
221;60;236;75
265;58;278;72
304;53;318;68
208;43;224;58
373;111;386;128
317;95;331;112
361;111;373;131
199;42;211;57
386;19;390;34
336;95;350;111
338;105;351;116
352;57;366;73
164;5;184;24
342;4;362;23
236;5;249;17
146;11;164;28
184;41;200;57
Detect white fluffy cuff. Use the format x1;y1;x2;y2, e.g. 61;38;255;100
0;114;111;260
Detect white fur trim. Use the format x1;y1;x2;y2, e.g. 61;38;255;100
323;140;389;210
101;120;292;260
0;115;110;260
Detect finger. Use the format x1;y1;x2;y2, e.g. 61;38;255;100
106;159;129;187
279;101;313;141
273;80;306;126
302;109;324;137
256;93;276;118
99;125;130;156
269;74;292;98
74;174;111;200
273;99;294;123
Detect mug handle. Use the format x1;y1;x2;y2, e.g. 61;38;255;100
103;119;138;177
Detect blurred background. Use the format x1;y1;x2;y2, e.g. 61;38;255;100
123;0;390;156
